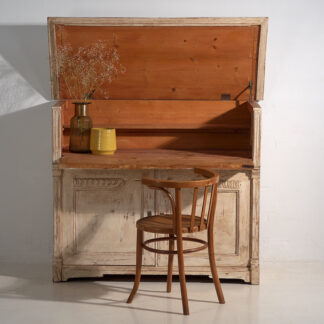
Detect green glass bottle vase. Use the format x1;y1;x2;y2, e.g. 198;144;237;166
69;102;93;153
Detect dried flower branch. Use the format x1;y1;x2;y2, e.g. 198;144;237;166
56;39;126;100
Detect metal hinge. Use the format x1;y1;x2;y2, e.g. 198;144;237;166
249;81;253;102
221;93;231;100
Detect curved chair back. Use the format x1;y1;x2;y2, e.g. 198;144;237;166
142;168;219;233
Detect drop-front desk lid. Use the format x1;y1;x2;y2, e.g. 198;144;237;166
48;17;268;101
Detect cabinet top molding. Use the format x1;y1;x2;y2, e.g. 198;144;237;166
48;17;268;101
47;17;268;26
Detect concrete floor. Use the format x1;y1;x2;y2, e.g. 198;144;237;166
0;262;323;324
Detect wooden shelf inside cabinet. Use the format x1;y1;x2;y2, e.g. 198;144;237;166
63;124;251;131
57;149;254;170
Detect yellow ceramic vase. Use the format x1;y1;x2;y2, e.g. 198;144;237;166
90;128;117;155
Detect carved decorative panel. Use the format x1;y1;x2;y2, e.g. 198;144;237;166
73;177;126;189
155;170;250;267
61;169;155;266
58;168;252;280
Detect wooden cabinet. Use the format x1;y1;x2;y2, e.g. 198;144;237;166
49;17;267;284
54;169;255;282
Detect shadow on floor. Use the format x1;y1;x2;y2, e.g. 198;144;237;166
0;264;241;315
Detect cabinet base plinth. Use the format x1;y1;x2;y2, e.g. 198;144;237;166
55;265;255;284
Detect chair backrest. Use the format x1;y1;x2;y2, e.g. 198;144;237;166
142;168;219;233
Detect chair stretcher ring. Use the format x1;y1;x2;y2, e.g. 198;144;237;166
142;236;208;255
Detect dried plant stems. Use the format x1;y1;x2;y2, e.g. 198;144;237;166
56;39;126;101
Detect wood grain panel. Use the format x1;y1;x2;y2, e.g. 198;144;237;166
54;25;260;100
58;150;253;170
115;131;250;150
62;130;250;150
62;100;250;129
62;131;250;152
61;99;252;152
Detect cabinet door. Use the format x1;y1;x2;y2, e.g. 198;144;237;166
61;169;155;266
156;170;250;267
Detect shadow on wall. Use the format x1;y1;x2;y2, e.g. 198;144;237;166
0;25;51;99
0;103;53;263
0;25;53;263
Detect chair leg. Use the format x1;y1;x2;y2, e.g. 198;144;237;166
176;233;189;315
208;228;225;304
127;229;143;303
167;234;175;292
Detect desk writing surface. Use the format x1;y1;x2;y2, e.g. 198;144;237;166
58;149;253;170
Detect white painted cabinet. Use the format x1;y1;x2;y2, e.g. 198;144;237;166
53;168;258;283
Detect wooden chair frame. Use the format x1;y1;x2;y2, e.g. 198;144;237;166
127;168;225;315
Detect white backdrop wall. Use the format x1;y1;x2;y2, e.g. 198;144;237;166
0;0;323;264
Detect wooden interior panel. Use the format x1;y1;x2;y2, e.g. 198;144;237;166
54;25;260;100
62;100;250;129
61;100;251;152
63;131;250;151
115;132;250;150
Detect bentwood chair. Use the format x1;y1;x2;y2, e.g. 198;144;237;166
127;168;225;315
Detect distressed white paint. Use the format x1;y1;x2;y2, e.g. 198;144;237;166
54;168;253;282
